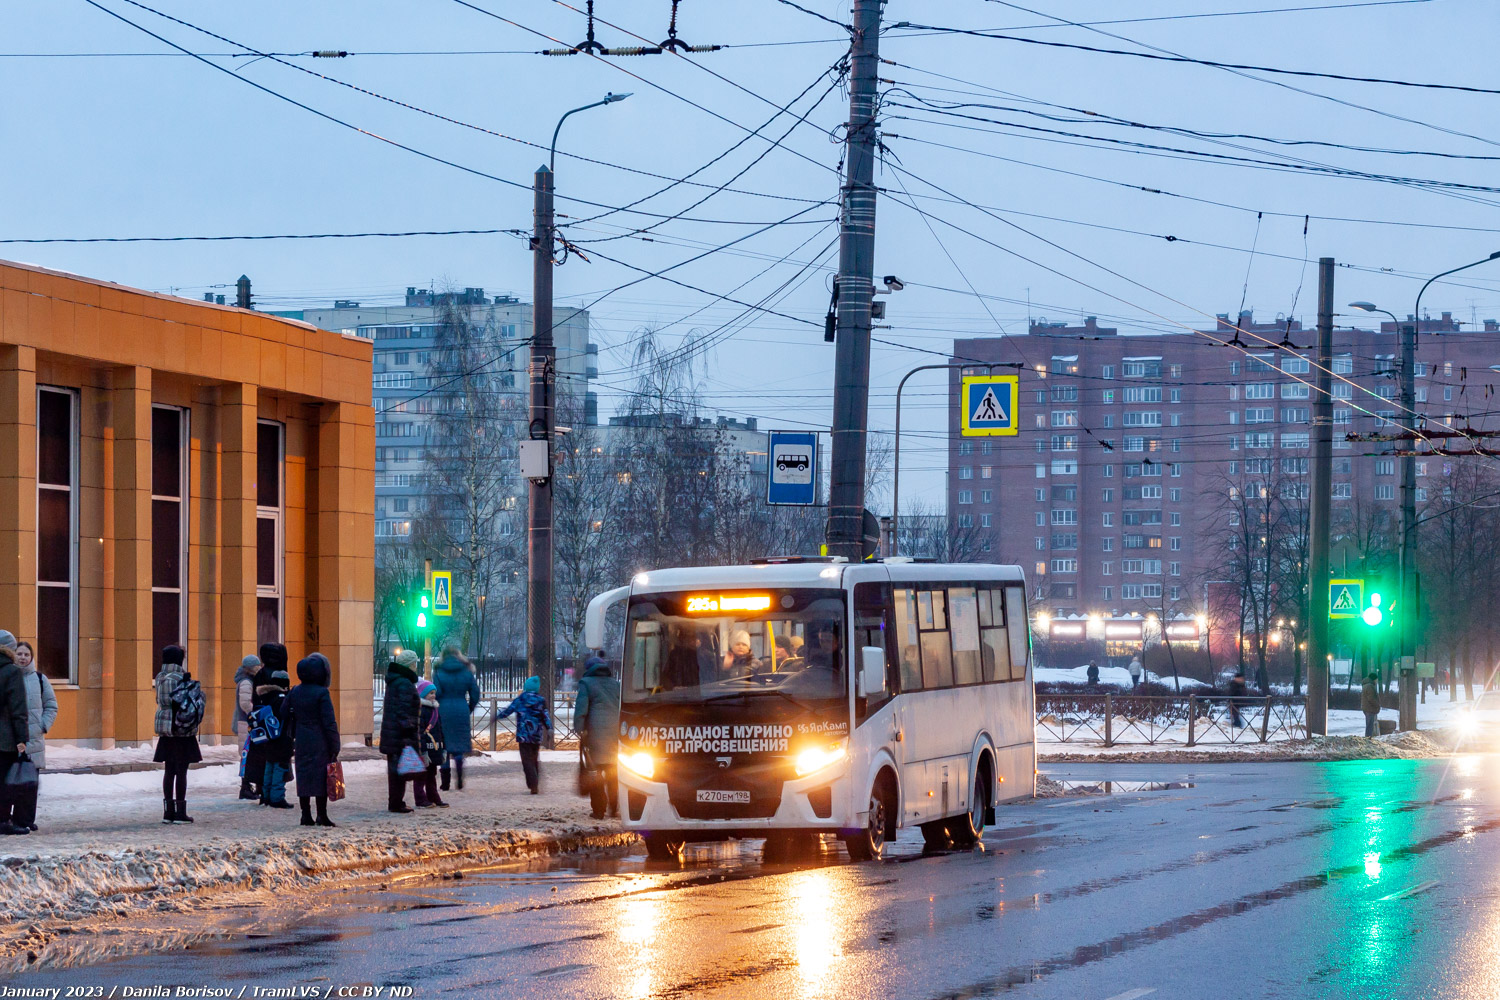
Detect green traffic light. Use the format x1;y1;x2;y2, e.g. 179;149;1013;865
1362;591;1384;627
416;611;427;629
420;594;430;609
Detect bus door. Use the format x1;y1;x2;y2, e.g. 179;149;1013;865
891;586;931;824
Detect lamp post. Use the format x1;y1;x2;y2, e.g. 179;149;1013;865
529;93;630;749
1350;249;1500;731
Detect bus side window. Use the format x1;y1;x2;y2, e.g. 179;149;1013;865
1004;585;1030;680
917;588;955;689
948;586;983;686
854;582;897;712
894;588;922;692
979;589;1011;683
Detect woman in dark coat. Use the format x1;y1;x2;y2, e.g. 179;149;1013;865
379;649;421;813
287;652;340;827
574;660;621;819
432;643;481;790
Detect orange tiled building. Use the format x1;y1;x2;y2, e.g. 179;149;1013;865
0;260;375;746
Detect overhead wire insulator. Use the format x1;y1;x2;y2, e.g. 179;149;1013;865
311;50;348;58
603;45;663;56
542;47;580;56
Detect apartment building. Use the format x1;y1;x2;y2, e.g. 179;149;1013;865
950;310;1496;623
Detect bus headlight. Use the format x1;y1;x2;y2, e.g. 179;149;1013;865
619;749;656;780
794;739;847;778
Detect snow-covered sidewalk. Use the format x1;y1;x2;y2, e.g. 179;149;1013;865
1;749;625;970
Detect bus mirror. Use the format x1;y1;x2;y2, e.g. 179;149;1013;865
860;647;886;698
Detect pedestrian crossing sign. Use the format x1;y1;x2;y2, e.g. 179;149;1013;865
960;375;1019;437
1329;579;1362;619
431;571;453;617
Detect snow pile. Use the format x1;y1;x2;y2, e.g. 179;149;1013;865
1041;729;1449;764
0;755;627;971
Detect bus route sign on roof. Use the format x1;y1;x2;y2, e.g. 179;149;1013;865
960;375;1019;437
1329;578;1362;619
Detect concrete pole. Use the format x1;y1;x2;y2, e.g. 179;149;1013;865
825;0;882;559
1306;258;1334;735
529;165;557;749
1398;307;1418;733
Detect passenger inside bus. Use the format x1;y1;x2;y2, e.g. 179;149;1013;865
722;631;759;678
662;627;707;689
778;621;841;696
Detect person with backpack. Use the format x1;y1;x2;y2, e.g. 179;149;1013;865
13;642;56;832
574;658;621;820
153;644;202;824
287;652;340;827
497;676;551;794
233;653;262;801
413;678;447;809
380;649;421;813
251;665;294;808
0;631;32;836
433;642;481;791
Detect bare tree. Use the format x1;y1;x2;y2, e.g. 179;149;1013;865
552;397;624;657
373;545;426;665
901;498;983;561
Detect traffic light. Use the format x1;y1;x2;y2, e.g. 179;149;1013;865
414;590;433;632
1361;591;1384;627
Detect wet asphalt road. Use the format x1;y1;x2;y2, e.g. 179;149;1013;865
16;757;1500;999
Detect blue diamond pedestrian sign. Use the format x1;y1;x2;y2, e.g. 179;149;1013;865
431;571;453;617
960;375;1019;437
1329;578;1362;619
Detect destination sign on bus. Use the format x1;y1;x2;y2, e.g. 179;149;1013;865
685;594;773;614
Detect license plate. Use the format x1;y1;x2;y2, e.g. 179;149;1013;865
696;789;751;804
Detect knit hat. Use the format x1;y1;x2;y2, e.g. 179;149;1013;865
242;654;262;670
523;675;541;694
730;630;752;650
416;678;436;699
162;644;186;665
394;649;419;669
270;669;290;686
0;630;15;652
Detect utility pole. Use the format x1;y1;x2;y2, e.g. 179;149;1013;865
529;164;557;748
1306;258;1334;736
825;0;882;559
1397;304;1419;731
423;557;433;676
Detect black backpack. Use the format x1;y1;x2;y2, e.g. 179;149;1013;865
170;675;206;736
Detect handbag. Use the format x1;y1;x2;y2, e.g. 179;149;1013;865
4;754;39;794
396;745;426;776
576;746;594;798
326;760;346;802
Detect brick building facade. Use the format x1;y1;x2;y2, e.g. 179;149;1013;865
0;260;375;746
949;310;1497;624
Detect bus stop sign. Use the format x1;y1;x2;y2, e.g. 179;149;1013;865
767;430;818;505
1329;579;1362;619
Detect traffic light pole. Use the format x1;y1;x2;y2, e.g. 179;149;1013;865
1306;258;1334;735
825;0;882;559
423;557;432;676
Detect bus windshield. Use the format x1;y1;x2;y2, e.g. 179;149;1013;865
623;589;847;706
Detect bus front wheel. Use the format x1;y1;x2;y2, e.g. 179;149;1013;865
844;784;890;862
949;759;991;847
643;834;685;862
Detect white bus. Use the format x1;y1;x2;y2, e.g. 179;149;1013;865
584;557;1035;861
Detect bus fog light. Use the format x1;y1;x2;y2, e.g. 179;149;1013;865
619;750;655;780
794;740;847;777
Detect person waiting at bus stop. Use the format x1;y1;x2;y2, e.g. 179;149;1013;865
574;658;621;820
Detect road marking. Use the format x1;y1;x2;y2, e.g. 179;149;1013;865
1378;880;1440;901
1104;989;1157;1000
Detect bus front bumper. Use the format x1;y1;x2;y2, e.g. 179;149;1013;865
618;760;856;835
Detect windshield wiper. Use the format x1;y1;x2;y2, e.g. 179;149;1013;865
699;688;823;713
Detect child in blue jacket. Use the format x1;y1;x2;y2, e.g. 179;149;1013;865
497;676;551;794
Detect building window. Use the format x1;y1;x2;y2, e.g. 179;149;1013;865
981;440;992;455
1051;410;1079;427
981;466;993;479
1035;512;1045;526
1035;537;1046;550
1051;509;1078;525
1376;459;1395;476
1122;584;1142;599
1229;361;1240;376
1169;562;1181;576
1281;433;1310;449
1051;459;1078;475
1102;365;1115;379
1282;407;1310;423
151;406;189;667
958;441;973;455
1101;561;1113;576
1102;488;1115;502
36;387;77;682
1101;464;1114;478
1333;483;1352;498
1052;533;1078;550
1170;536;1181;550
981;490;993;503
1171;388;1182;403
1245;383;1275;400
1101;586;1113;601
1035;464;1046;479
1035;488;1046;501
1169;488;1181;502
958;466;974;480
981;514;993;528
1282;356;1310;374
1170;512;1182;526
1246;408;1274;423
1281;383;1310;399
1051;559;1078;574
257;421;285;645
1375;485;1395;500
1102;537;1115;552
957;490;974;505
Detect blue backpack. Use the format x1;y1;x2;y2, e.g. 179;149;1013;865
247;703;283;744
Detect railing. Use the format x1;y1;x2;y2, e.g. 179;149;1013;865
1035;692;1308;746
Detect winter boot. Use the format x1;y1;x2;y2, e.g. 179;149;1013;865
315;796;336;827
174;799;194;824
440;766;451;792
300;798;315;826
238;781;259;801
162;798;176;824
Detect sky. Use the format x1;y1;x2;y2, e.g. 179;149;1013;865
4;0;1499;506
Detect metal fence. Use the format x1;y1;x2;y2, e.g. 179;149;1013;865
1035;692;1308;746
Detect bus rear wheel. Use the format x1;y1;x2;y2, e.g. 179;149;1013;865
643;834;685;862
844;785;890;862
948;765;989;847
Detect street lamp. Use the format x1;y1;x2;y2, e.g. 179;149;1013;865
528;92;631;750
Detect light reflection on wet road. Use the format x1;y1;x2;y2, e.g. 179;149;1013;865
16;758;1500;999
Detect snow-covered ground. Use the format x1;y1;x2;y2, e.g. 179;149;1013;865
1035;664;1211;689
